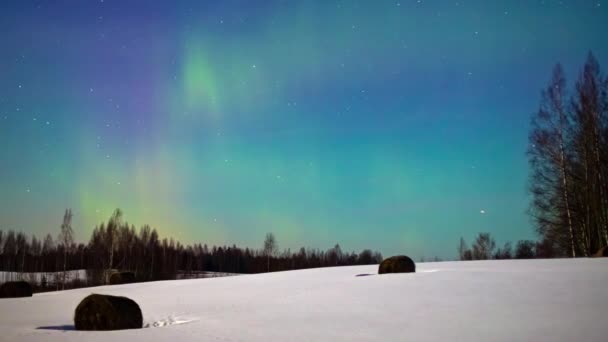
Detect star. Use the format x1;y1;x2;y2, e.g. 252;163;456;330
18;84;22;88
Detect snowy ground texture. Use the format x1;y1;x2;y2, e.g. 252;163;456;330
1;258;607;341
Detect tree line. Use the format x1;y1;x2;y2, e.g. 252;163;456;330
0;208;382;289
457;233;550;261
528;52;608;257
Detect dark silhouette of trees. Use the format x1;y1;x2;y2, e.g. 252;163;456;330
455;236;555;261
528;52;608;257
458;235;516;260
528;64;576;257
472;233;496;260
263;232;278;272
534;238;556;259
458;237;468;260
515;240;536;259
0;209;383;291
58;209;74;289
493;242;513;260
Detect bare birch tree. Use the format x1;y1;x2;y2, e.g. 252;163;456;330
263;232;278;272
58;209;74;289
529;52;608;257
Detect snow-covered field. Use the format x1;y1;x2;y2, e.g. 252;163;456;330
1;259;607;341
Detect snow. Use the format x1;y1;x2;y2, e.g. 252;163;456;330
1;259;607;341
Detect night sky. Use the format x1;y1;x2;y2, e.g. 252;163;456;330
1;1;606;259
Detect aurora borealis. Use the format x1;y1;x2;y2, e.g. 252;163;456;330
0;1;606;259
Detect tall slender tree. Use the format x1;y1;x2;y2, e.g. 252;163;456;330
529;64;577;256
58;209;74;289
570;52;608;254
458;237;468;260
263;232;278;272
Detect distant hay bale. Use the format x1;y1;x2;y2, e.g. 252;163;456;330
378;255;416;274
0;281;33;298
593;246;608;257
74;294;143;330
109;272;136;285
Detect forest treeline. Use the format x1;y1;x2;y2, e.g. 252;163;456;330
0;208;382;288
528;52;608;257
457;233;551;261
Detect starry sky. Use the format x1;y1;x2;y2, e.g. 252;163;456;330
0;1;606;259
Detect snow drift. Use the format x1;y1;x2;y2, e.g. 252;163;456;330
1;258;607;341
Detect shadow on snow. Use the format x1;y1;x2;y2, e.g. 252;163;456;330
36;324;75;331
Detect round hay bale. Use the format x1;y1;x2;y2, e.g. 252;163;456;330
109;272;136;285
74;294;143;330
0;281;33;298
378;255;416;274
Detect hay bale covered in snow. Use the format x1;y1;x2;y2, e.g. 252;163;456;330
593;246;608;257
109;271;136;285
378;255;416;274
74;294;143;330
0;281;33;298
